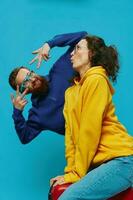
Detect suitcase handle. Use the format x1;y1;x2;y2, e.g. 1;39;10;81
48;181;57;200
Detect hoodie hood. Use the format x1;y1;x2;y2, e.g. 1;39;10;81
74;66;115;95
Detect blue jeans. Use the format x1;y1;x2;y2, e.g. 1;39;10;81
59;156;133;200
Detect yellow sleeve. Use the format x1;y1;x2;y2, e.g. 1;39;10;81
64;76;110;183
63;90;76;176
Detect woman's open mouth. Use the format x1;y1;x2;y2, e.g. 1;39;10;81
71;58;74;63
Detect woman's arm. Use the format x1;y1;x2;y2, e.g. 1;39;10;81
64;76;110;183
63;91;75;174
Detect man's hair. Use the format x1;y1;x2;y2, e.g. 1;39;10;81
8;66;28;90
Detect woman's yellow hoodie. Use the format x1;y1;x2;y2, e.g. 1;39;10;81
63;66;133;183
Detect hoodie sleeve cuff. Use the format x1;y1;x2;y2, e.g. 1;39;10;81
64;172;80;184
46;40;55;48
13;107;23;115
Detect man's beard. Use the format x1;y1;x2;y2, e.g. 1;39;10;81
30;75;49;96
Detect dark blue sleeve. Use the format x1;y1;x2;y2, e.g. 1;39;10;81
46;31;87;48
12;107;43;144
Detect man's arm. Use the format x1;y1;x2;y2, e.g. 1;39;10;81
11;87;65;144
12;108;43;144
11;87;43;144
30;31;87;68
46;31;87;48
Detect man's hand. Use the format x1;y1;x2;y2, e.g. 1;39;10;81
50;175;65;187
11;86;29;111
29;43;51;68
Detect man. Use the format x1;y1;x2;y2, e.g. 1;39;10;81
9;31;87;144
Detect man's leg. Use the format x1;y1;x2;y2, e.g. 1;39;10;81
59;156;133;200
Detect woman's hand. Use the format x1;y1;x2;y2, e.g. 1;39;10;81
29;43;51;68
50;175;65;187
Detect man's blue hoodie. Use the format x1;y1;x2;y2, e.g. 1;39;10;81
12;31;87;144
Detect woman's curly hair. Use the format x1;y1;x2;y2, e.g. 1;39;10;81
84;35;119;82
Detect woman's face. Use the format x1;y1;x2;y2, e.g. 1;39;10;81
71;39;90;72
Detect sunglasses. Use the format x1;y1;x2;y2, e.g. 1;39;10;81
19;70;35;93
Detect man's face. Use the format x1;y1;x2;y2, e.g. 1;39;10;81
16;68;48;95
70;39;90;71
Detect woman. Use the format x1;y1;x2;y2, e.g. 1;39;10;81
50;35;133;200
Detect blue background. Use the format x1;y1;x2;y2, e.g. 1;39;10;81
0;0;133;199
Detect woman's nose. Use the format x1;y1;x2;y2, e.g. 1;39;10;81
71;50;74;56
